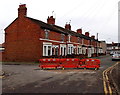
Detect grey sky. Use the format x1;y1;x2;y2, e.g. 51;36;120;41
0;0;119;44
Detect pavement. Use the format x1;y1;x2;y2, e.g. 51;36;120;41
109;62;120;94
1;55;120;94
102;62;120;95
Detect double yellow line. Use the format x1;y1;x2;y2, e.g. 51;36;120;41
103;62;119;95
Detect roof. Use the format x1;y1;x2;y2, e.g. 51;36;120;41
107;43;120;47
27;17;67;34
27;17;97;41
5;18;18;30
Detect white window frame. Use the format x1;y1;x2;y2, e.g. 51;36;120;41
60;44;66;56
44;29;50;39
82;47;86;55
77;46;82;54
82;38;84;45
74;46;77;54
43;42;52;56
52;45;59;56
88;48;92;57
91;47;94;54
61;34;65;42
68;34;71;42
67;44;74;55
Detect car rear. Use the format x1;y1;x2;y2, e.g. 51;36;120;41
112;54;120;61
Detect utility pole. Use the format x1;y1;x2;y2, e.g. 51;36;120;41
97;33;98;40
96;33;98;56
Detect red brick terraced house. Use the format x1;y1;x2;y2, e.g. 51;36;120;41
3;4;105;62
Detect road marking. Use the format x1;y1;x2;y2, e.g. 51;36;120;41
103;62;119;95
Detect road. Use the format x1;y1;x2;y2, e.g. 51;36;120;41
2;55;119;94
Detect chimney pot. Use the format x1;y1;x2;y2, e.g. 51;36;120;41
65;24;71;30
85;32;89;37
19;4;26;8
77;29;82;34
47;16;55;25
91;35;95;39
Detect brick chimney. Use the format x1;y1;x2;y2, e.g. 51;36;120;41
65;24;71;30
77;29;82;34
47;16;55;25
18;4;27;18
91;35;95;39
85;32;89;37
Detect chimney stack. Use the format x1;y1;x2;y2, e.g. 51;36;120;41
65;24;71;30
18;4;27;18
85;32;89;37
91;35;95;39
77;29;82;34
47;16;55;25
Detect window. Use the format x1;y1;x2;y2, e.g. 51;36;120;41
52;48;54;55
82;47;86;55
115;47;118;49
64;48;66;55
74;48;77;54
61;34;65;41
91;47;94;54
67;44;74;55
55;47;59;56
77;46;82;54
68;47;70;54
82;38;84;44
61;47;63;55
43;44;52;56
78;37;80;43
94;48;97;53
44;29;49;39
78;48;80;54
44;46;47;56
71;47;73;54
48;46;51;56
60;44;66;56
68;35;71;42
52;46;59;56
80;48;82;54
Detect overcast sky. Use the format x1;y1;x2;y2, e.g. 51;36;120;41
0;0;119;44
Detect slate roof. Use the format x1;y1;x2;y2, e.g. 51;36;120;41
27;17;97;41
107;43;120;47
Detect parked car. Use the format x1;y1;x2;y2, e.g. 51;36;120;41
110;51;120;55
112;53;120;61
110;51;114;55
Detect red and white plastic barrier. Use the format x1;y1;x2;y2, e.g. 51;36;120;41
39;58;100;70
80;58;100;70
39;58;60;69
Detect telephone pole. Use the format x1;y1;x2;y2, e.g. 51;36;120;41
96;33;98;56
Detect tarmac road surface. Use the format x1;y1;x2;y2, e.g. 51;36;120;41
2;55;119;94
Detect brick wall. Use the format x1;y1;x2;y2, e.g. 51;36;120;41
4;17;42;62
